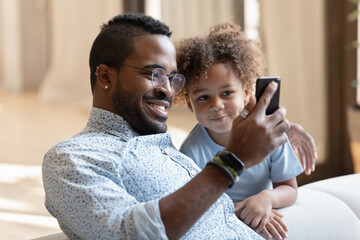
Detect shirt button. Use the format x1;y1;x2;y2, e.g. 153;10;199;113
190;170;197;176
228;216;235;223
216;199;221;204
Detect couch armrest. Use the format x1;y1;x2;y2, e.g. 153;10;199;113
302;173;360;219
277;188;360;240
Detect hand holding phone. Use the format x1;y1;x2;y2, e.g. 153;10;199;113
255;77;281;115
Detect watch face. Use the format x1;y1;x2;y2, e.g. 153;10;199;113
217;150;244;173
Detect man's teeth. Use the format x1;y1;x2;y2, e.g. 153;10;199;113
150;103;165;111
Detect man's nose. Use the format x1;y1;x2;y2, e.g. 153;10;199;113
156;77;174;98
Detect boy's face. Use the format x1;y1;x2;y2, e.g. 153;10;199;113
186;63;249;138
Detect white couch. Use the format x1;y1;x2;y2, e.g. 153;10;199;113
33;174;360;240
278;173;360;240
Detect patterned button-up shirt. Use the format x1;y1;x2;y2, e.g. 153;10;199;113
43;107;263;239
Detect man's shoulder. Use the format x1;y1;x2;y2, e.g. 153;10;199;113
43;128;128;165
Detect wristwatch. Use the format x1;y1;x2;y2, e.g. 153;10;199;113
216;150;245;177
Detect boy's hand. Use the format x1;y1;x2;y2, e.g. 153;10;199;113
234;192;272;229
234;192;288;240
260;210;288;240
287;123;317;175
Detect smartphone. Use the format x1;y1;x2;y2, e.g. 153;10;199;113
255;77;281;115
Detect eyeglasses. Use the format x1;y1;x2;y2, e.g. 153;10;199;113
122;64;185;94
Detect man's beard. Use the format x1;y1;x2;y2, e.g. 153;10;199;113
112;84;169;135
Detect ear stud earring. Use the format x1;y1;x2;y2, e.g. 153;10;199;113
104;85;109;89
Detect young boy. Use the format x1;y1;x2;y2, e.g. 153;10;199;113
175;23;303;240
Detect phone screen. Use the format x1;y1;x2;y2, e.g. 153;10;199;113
255;77;281;115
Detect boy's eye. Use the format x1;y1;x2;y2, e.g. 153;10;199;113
198;95;208;101
222;91;233;96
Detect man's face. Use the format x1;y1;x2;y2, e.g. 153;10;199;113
111;34;177;135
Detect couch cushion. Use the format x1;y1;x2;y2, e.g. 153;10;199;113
278;187;360;240
302;173;360;219
31;233;69;240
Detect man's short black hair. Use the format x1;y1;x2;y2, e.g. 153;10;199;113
89;13;172;92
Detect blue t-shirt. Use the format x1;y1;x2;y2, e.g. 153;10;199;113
180;124;303;202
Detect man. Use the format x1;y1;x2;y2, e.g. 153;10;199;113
43;13;316;239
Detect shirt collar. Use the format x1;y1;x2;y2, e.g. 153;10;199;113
87;107;139;140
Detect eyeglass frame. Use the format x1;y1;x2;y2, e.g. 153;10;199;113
122;64;185;94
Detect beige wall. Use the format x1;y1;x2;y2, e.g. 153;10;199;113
0;0;23;91
0;0;327;157
20;0;49;90
0;0;122;107
162;0;326;160
161;0;243;42
0;0;49;91
38;0;122;108
260;0;326;161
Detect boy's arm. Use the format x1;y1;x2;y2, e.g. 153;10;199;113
269;177;298;208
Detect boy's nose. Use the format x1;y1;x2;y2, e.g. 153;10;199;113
210;97;224;111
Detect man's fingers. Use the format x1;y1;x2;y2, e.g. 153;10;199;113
246;95;257;112
274;119;291;137
253;81;278;116
268;107;286;127
237;96;256;122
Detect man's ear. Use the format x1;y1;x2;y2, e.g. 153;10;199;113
186;96;194;113
95;64;112;90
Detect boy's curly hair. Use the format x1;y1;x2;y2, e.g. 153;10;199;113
174;23;265;105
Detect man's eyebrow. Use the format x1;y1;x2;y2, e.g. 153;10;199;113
142;64;163;69
143;64;179;74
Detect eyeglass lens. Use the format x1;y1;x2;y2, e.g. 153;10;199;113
152;68;185;93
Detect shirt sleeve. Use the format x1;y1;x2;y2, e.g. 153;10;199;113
42;144;168;240
269;140;304;183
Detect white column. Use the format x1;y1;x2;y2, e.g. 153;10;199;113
0;0;23;91
39;0;122;109
160;0;242;42
145;0;162;20
357;4;360;106
259;0;326;161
